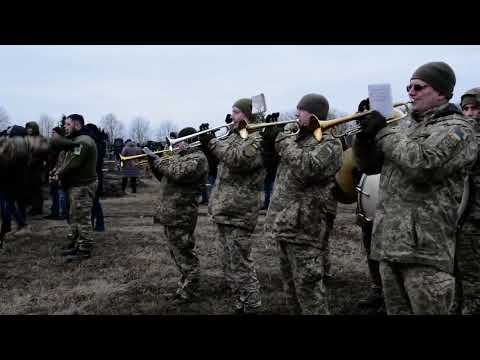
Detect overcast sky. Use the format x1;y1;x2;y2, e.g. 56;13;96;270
1;45;479;137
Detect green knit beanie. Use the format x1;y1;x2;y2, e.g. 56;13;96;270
233;98;253;120
410;62;456;99
297;93;329;120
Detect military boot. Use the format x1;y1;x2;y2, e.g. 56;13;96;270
64;249;91;263
61;247;79;257
358;286;384;310
13;224;32;237
62;232;78;250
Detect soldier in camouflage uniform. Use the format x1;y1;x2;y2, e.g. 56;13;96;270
263;94;343;315
0;127;50;245
143;127;209;301
50;114;98;263
456;88;480;314
353;62;478;315
200;98;265;314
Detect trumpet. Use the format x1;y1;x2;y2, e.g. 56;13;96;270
237;102;410;141
238;119;300;139
166;124;231;150
119;149;174;168
330;102;411;139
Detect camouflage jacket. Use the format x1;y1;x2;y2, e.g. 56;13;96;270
353;103;478;273
0;135;49;197
208;131;265;231
152;148;208;231
50;133;98;189
464;119;480;221
264;129;343;246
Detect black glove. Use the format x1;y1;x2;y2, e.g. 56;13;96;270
199;123;209;131
357;110;387;139
265;112;280;123
356;98;371;128
143;147;159;161
358;98;370;112
261;124;281;149
199;132;215;148
225;114;232;124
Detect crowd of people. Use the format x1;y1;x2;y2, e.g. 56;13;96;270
1;60;479;315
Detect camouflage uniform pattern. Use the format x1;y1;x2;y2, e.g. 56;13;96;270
456;92;480;314
208;130;265;312
264;130;343;314
353;103;478;314
151;148;208;298
52;133;98;255
67;182;97;253
379;261;455;314
208;131;265;231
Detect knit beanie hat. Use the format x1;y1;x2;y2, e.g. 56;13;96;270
233;98;253;120
410;61;456;99
297;93;329;120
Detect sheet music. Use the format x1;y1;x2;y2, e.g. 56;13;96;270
251;93;266;114
368;84;393;118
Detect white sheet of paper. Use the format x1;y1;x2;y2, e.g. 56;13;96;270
252;93;267;114
368;84;393;118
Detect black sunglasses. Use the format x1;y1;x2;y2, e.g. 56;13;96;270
407;84;429;92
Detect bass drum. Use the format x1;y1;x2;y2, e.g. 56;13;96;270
356;174;380;222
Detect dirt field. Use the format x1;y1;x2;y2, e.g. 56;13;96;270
0;178;379;315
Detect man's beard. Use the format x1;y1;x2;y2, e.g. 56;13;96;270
67;128;80;138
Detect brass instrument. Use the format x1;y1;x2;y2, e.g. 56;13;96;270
238;119;299;139
329;102;411;139
119;149;173;168
119;124;232;168
166;124;231;150
333;102;411;204
237;102;410;141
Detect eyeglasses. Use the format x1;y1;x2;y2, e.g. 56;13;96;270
406;84;429;92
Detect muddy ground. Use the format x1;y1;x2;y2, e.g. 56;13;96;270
0;178;379;315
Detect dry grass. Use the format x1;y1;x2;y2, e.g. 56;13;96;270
0;179;377;315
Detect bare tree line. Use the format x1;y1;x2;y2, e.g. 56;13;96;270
3;107;355;142
0;107;10;130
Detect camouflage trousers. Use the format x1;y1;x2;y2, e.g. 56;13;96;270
67;182;97;254
216;224;261;312
361;221;382;290
321;212;336;278
278;241;330;315
455;221;480;315
164;225;200;297
379;261;455;315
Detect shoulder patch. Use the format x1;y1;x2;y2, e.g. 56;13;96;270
450;127;465;141
73;144;82;155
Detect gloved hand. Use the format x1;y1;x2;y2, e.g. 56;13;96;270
265;112;280;123
199;123;210;131
175;141;188;153
261;125;281;144
143;147;160;161
199;132;215;148
357;110;387;139
358;98;370;112
225;114;232;124
356;98;370;128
